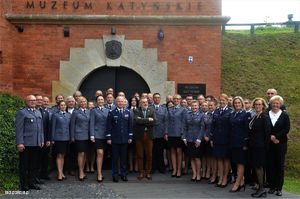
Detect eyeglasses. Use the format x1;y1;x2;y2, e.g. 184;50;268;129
267;93;274;95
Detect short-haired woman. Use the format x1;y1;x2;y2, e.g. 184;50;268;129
267;95;290;196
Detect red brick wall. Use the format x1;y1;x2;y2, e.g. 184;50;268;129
0;0;222;100
0;0;15;94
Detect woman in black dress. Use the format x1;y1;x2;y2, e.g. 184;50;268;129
248;98;270;197
267;95;290;197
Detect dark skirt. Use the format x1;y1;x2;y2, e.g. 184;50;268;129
75;140;89;153
168;137;184;149
54;141;69;154
249;147;266;168
95;139;106;150
231;147;247;165
187;142;203;158
202;140;212;156
212;144;230;159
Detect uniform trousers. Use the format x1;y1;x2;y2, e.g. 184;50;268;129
19;146;40;189
39;145;50;178
111;143;128;177
152;138;166;173
136;132;153;175
268;142;287;191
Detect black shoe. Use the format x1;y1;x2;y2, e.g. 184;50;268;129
113;176;119;182
171;174;176;177
220;183;228;188
251;190;267;198
35;178;44;184
268;188;275;194
121;176;128;182
191;177;196;182
276;190;282;196
29;184;41;190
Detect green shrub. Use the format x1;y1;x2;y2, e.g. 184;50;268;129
0;93;25;192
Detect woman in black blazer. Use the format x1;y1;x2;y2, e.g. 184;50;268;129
248;98;270;198
267;95;290;197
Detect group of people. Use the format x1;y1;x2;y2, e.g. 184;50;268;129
15;88;290;198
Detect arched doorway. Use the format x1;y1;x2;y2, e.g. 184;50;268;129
79;66;150;100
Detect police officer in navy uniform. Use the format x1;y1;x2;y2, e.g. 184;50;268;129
16;95;44;191
106;96;133;182
151;93;168;174
211;94;232;187
35;95;51;181
90;95;110;182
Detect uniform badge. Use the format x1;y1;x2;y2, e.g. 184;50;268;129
124;114;129;118
31;119;34;122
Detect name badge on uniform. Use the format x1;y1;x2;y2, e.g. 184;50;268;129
124;114;129;118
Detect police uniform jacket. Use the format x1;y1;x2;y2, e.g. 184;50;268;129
211;106;232;145
106;108;133;144
182;110;204;142
200;111;214;140
150;104;168;139
16;108;44;146
70;109;90;141
104;103;116;110
167;106;187;137
39;107;51;142
51;111;71;141
133;107;156;140
89;106;109;140
229;110;251;148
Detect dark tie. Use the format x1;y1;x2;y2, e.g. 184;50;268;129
109;105;111;109
63;112;65;117
143;109;147;118
155;106;159;110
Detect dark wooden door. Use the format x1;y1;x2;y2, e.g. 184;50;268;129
79;66;150;101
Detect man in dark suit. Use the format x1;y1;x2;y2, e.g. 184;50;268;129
106;96;133;182
16;95;44;191
35;95;51;181
134;97;156;180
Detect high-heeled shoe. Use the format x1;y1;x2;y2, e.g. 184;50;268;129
251;190;267;198
191;177;196;182
229;184;245;192
220;183;228;188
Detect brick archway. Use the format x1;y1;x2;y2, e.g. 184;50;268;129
52;34;175;101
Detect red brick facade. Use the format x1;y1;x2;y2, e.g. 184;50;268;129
0;0;225;101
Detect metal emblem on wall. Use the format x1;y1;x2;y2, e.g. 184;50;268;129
105;40;122;60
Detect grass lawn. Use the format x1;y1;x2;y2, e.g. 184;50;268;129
222;31;300;194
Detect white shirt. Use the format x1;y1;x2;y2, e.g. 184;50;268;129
269;109;282;126
67;108;74;114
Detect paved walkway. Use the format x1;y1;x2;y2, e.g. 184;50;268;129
2;171;299;198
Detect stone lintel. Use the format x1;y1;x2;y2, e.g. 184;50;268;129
5;14;230;25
